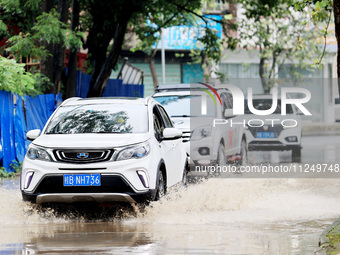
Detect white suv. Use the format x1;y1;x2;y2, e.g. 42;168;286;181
243;94;302;161
21;97;187;204
153;83;248;169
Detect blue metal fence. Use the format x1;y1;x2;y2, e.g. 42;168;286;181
0;92;62;172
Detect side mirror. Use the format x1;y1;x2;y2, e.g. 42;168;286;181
26;129;41;141
163;128;182;140
224;109;235;119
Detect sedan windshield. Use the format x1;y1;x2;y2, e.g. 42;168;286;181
45;104;148;134
154;95;216;117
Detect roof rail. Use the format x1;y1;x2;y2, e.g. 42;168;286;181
155;83;216;92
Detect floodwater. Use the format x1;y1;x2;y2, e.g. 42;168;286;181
1;136;340;254
1;176;340;254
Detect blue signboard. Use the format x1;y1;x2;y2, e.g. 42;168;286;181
150;15;222;50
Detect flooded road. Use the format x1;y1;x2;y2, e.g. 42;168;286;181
1;136;340;254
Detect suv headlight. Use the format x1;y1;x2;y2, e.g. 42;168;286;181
27;145;51;161
116;142;150;161
191;126;212;141
282;119;298;129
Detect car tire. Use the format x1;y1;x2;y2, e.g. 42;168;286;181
217;143;226;165
155;170;166;201
182;168;188;187
210;143;225;176
239;139;248;165
292;147;301;162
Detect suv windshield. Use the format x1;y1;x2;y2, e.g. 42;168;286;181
154;95;217;117
244;99;293;114
45;104;148;134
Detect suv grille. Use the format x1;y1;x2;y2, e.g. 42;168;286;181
53;149;114;164
248;124;283;138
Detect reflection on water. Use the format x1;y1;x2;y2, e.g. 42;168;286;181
1;176;340;254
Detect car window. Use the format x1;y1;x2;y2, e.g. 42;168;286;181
244;99;294;114
45;104;148;134
157;105;173;128
153;113;161;137
153;107;165;139
154;94;216;117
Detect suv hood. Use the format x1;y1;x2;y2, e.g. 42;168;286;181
32;133;150;149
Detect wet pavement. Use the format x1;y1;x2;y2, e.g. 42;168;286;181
1;135;340;254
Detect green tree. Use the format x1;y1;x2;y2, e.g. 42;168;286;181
294;0;337;93
0;0;233;98
0;0;83;94
234;0;324;93
83;0;235;97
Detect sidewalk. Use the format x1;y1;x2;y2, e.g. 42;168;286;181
318;217;340;255
302;122;340;136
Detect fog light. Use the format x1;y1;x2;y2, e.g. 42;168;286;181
285;136;298;142
24;171;34;189
137;170;149;188
198;147;210;156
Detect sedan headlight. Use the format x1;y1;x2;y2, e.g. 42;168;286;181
191;126;212;141
116;142;150;161
27;145;51;161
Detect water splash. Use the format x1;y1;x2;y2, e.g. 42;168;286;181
134;178;340;225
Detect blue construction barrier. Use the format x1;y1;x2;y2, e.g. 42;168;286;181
0;91;62;172
0;91;15;172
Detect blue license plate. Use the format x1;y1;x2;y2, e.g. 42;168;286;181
63;174;101;186
256;132;275;138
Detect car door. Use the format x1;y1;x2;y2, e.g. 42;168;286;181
153;106;181;187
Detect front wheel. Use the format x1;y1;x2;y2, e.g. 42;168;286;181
209;144;225;177
155;170;166;201
238;139;248;165
182;167;188;187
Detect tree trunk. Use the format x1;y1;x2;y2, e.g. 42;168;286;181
87;14;133;97
259;56;269;93
334;1;340;97
53;0;69;94
149;57;159;89
85;3;116;97
66;0;80;98
40;0;54;94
